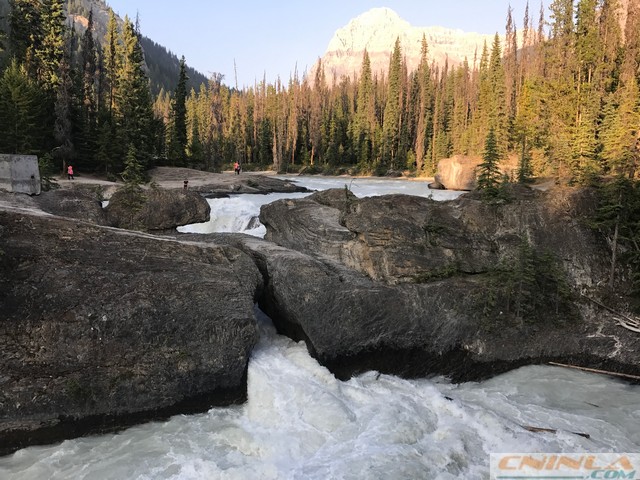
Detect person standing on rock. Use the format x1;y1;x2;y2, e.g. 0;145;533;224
234;161;241;175
67;165;74;180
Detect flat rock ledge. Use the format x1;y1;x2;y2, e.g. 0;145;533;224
147;167;309;195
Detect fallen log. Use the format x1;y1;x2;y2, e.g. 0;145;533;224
549;361;640;381
521;425;590;439
581;294;640;333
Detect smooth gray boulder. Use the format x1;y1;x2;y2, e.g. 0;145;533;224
0;208;261;455
35;187;109;225
434;155;480;191
105;187;210;232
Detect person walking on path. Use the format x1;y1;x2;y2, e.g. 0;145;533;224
67;165;74;180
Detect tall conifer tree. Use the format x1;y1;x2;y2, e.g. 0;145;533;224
53;35;74;172
382;37;403;170
354;49;376;168
36;0;65;92
117;16;154;172
168;55;188;164
79;9;98;170
477;127;502;196
414;35;433;173
8;0;41;72
0;59;42;153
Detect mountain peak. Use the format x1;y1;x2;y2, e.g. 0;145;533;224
349;7;406;26
326;8;411;55
316;8;495;82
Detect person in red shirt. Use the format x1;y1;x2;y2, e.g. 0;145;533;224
67;165;74;180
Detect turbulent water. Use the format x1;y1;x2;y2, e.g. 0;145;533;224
2;176;638;479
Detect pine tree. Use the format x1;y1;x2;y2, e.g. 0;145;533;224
308;61;327;166
122;144;145;186
544;0;577;179
168;55;188;164
188;111;204;165
600;76;640;178
0;58;42;154
512;240;537;319
382;37;403;171
473;41;491;153
598;0;623;94
8;0;41;71
623;0;640;86
414;35;433;173
504;6;519;149
116;16;154;173
36;0;66;92
78;8;98;169
353;49;376;168
103;8;119;118
517;137;533;183
53;37;74;173
571;0;602;182
477;127;502;196
591;175;640;289
430;61;453;166
488;34;507;155
286;70;300;168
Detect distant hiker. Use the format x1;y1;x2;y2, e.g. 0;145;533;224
67;165;74;180
183;180;189;190
234;162;241;175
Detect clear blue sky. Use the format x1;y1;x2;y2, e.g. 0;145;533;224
106;1;543;88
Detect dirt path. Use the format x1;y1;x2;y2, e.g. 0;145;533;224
57;166;273;188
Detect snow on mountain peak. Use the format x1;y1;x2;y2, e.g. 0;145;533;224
315;7;496;82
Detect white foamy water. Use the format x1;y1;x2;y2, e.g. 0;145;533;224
177;175;464;237
3;176;638;479
177;192;309;237
2;309;638;480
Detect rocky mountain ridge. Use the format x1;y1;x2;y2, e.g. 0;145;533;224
313;7;497;82
312;3;636;82
0;0;209;94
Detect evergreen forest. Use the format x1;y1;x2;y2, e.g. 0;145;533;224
0;0;638;296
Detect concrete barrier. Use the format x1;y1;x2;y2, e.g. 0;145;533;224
0;154;41;195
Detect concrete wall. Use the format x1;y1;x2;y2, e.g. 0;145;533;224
0;154;41;195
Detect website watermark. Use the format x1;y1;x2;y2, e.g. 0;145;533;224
490;453;640;479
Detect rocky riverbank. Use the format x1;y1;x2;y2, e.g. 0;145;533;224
0;170;638;455
253;186;639;381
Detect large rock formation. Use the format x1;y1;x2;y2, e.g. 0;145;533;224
261;187;609;287
313;4;635;84
435;155;519;191
35;188;109;225
256;187;639;379
217;233;640;385
105;187;211;232
0;207;262;455
434;155;481;191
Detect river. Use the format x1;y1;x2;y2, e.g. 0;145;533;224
2;175;638;480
